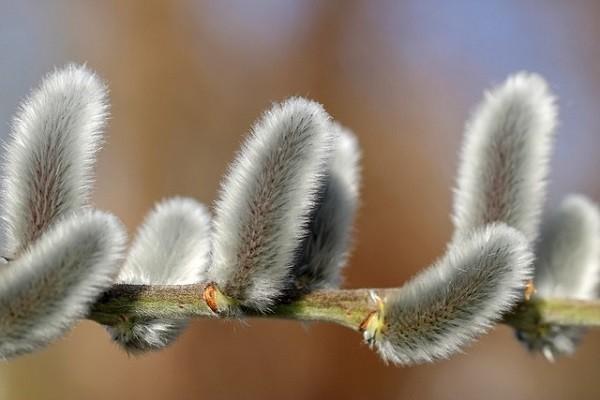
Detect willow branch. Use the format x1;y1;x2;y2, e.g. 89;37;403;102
89;284;600;335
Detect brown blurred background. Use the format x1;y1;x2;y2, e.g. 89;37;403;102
0;1;599;399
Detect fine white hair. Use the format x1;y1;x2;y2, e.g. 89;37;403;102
108;197;211;353
289;123;361;296
452;72;557;242
117;197;211;285
369;224;532;365
0;210;126;359
208;97;334;311
517;195;600;360
1;64;108;257
535;195;600;300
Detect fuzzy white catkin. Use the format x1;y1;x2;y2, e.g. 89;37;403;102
518;195;600;360
452;72;557;242
208;97;334;311
1;64;109;257
107;197;211;353
0;210;126;359
370;223;533;365
535;195;600;300
289;123;360;296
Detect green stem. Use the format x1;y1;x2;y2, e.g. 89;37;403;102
89;284;600;333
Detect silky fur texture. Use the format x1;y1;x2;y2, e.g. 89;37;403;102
287;123;360;298
517;195;600;360
208;97;334;311
1;64;108;257
372;224;533;365
452;73;557;242
0;210;126;359
108;197;211;353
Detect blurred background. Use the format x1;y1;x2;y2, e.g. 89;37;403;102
0;1;599;399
